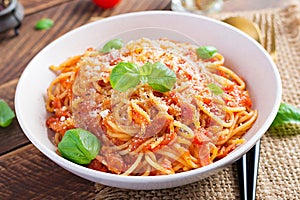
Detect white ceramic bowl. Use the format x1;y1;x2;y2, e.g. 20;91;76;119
15;11;281;190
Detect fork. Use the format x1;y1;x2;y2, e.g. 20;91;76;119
237;140;261;200
237;13;277;200
256;13;277;60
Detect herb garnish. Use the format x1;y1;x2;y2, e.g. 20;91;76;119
100;38;123;53
207;83;223;95
268;103;300;136
58;128;101;165
110;62;176;93
110;62;141;92
35;18;54;30
271;103;300;128
196;46;217;59
0;99;15;128
140;62;177;92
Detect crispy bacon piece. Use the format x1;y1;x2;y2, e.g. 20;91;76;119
144;115;169;138
193;127;210;145
101;147;125;174
130;115;174;152
87;158;109;173
180;102;195;125
198;143;213;167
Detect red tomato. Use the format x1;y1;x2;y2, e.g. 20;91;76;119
92;0;121;9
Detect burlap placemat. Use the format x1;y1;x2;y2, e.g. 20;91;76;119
94;4;300;199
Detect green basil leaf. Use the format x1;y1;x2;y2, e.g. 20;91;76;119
110;62;141;92
196;46;217;59
58;128;101;165
100;38;123;53
271;103;300;127
139;62;153;77
110;61;176;93
35;18;54;30
0;99;15;127
142;62;176;93
207;83;223;95
269;103;300;136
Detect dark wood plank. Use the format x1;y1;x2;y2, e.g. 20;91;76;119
0;0;171;85
0;0;171;154
0;0;293;199
20;0;74;15
0;79;29;155
0;0;92;85
0;0;172;198
0;79;18;108
0;144;96;199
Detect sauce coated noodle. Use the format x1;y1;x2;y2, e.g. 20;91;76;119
46;38;257;176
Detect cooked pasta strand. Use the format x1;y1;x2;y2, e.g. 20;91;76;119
45;38;258;176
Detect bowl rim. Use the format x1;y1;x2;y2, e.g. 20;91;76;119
15;10;282;188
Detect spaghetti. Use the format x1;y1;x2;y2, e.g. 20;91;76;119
46;38;257;176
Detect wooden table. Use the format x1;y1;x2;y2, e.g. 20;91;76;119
0;0;289;199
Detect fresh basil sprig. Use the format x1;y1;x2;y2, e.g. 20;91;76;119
110;62;176;93
140;62;177;92
207;83;223;95
196;46;217;59
269;103;300;136
271;103;300;128
35;18;54;30
110;62;141;92
100;38;123;53
0;99;15;127
58;128;101;165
